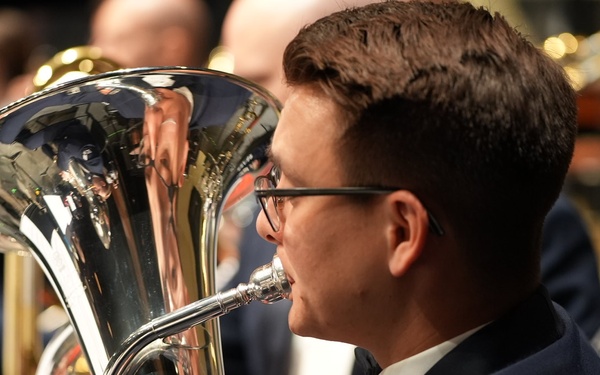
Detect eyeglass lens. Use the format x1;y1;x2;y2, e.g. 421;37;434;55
256;176;282;231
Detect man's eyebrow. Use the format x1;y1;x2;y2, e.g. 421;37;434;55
267;144;307;186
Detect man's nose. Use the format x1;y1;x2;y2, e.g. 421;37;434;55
255;209;281;244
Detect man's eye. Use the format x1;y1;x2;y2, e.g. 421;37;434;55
275;196;296;210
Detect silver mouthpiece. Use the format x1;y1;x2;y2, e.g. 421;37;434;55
246;252;291;302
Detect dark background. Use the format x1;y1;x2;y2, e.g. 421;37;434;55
0;0;233;60
2;0;600;64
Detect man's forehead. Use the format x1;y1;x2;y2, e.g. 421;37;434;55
270;85;344;184
274;85;342;143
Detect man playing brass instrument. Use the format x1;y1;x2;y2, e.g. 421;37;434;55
252;1;600;374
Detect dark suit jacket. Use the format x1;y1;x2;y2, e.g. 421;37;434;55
428;287;600;374
541;194;600;339
354;286;600;375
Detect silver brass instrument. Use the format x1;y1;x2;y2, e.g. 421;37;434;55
3;45;122;375
0;67;288;374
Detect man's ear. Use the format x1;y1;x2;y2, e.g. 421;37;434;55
386;190;429;277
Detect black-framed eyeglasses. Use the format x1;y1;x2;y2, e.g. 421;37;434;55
254;166;445;236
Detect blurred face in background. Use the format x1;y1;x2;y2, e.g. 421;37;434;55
91;0;164;68
220;0;300;102
90;0;209;68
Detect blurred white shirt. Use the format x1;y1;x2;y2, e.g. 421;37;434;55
290;335;356;375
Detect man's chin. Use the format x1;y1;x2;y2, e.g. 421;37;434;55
289;315;326;340
288;309;311;336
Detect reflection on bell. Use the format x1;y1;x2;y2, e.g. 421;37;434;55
0;67;284;374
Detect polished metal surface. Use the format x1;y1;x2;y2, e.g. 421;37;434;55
106;254;290;375
4;46;121;375
0;67;283;374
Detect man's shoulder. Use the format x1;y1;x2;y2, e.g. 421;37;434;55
427;287;600;374
494;303;600;374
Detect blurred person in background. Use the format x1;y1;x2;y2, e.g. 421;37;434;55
90;0;212;68
0;8;39;106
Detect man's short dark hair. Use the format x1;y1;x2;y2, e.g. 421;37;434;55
282;1;577;288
